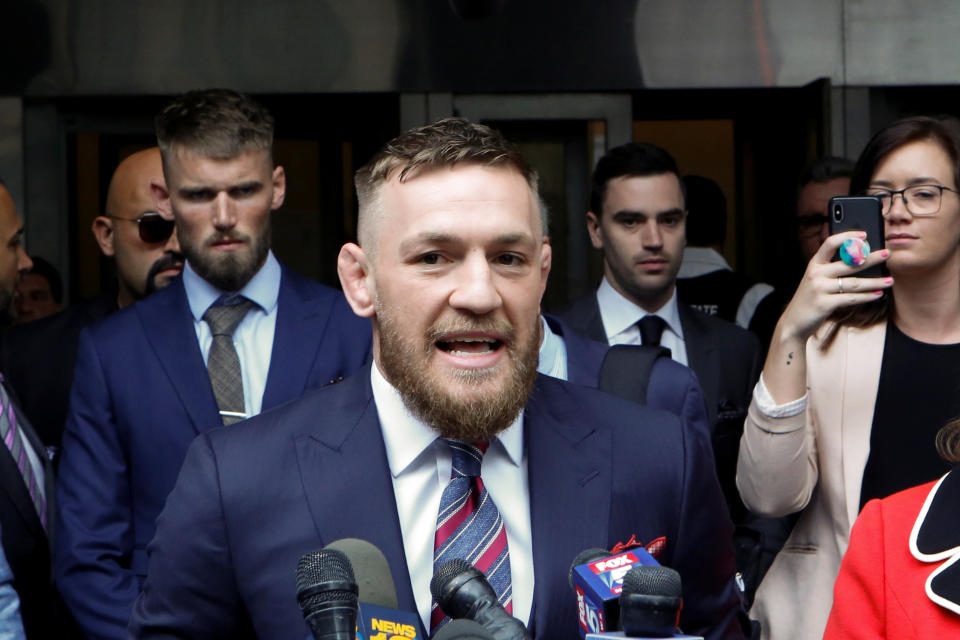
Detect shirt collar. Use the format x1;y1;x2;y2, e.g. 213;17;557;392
596;277;684;340
537;316;567;380
183;250;281;321
370;361;525;478
677;247;731;279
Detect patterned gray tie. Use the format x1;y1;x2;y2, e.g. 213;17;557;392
203;295;256;425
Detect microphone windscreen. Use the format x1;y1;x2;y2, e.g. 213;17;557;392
324;538;399;609
431;557;475;603
431;618;496;640
621;566;682;599
568;548;611;589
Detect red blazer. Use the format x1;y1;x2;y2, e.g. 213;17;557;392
824;470;960;639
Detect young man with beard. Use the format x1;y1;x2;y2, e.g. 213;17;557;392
0;148;184;453
129;118;746;640
55;89;372;640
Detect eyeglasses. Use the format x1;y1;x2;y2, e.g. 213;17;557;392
797;213;829;233
105;212;175;243
866;184;960;217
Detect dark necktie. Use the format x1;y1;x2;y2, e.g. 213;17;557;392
203;295;256;425
432;440;512;632
0;377;45;528
638;315;667;347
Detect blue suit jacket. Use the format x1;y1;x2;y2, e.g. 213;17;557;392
130;368;745;640
545;314;712;442
55;267;372;640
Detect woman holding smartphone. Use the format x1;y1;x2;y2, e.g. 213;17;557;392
736;115;960;640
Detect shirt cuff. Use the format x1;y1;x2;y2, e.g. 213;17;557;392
753;373;807;418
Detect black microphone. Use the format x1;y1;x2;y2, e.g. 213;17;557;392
431;619;496;639
618;565;683;638
323;538;422;639
430;558;530;640
296;549;359;640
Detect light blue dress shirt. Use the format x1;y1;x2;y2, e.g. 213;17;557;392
0;525;25;640
183;251;281;419
537;316;568;380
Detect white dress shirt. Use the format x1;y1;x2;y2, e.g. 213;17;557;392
370;363;534;630
595;277;689;365
183;251;281;419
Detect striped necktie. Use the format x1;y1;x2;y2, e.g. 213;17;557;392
431;439;512;631
0;377;45;528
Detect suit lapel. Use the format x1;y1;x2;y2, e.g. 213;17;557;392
525;377;610;637
561;294;607;344
262;269;328;409
137;279;219;434
838;324;885;528
678;305;719;425
293;373;417;619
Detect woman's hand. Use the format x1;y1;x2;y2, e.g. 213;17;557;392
778;231;892;343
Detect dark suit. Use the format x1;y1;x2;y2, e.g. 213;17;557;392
0;294;117;452
56;266;372;640
559;293;761;520
130;369;745;640
545;314;711;442
0;382;58;639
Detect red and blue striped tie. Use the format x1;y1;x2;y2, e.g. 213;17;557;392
431;439;512;632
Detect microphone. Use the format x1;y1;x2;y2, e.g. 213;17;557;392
323;538;422;640
431;619;496;639
296;549;359;640
569;547;660;637
430;558;530;640
584;566;701;640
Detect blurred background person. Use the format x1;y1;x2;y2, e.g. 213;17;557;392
795;156;855;265
737;115;960;640
13;256;62;324
823;418;960;638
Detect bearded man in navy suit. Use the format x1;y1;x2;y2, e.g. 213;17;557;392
130;118;746;640
55;89;372;640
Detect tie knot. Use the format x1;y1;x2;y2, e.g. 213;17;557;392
203;296;256;337
637;315;666;347
446;440;487;478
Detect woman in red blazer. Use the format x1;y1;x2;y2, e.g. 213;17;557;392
824;422;960;638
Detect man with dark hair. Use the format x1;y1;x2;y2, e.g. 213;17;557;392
560;143;761;525
13;256;62;324
130;118;746;640
796;156;854;263
676;174;784;348
56;89;372;639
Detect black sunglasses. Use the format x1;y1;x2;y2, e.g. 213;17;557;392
105;212;176;244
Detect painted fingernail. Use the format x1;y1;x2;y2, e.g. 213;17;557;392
881;250;890;258
840;238;870;266
884;277;893;285
875;290;885;296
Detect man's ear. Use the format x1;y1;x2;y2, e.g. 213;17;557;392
538;239;552;299
151;181;173;219
586;211;604;249
91;217;116;257
270;165;286;211
337;243;376;318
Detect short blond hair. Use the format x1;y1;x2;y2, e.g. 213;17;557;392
355;118;544;253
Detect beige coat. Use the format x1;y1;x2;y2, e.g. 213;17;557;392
736;322;886;640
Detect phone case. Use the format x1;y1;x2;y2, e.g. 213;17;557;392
828;196;887;279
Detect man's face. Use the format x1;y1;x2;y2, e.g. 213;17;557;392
97;148;184;308
586;173;687;312
342;164;551;441
0;187;34;324
14;272;60;323
797;177;850;262
156;149;284;292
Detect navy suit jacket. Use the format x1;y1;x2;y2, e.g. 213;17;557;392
545;314;712;442
55;266;372;640
130;368;745;640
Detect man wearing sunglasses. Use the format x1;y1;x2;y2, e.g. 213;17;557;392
92;147;184;308
55;89;373;640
